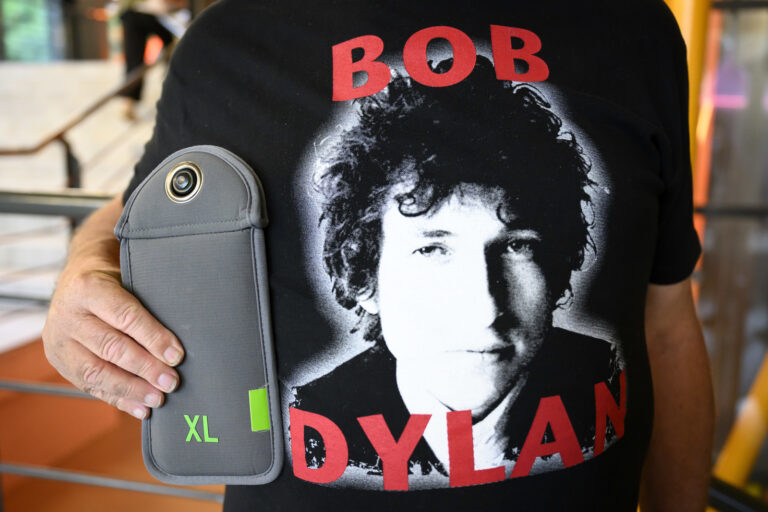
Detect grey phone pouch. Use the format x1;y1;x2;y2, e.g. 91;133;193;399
115;145;282;485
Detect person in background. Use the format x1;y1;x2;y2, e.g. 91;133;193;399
117;0;187;120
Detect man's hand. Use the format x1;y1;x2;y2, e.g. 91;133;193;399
42;197;185;420
640;277;714;511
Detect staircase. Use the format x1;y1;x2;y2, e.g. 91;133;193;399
0;60;223;511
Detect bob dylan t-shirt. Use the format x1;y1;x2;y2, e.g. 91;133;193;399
122;0;701;510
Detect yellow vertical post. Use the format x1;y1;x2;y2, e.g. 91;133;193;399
715;357;768;486
664;0;712;171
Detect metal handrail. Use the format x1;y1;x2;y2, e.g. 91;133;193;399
712;1;768;9
709;476;768;512
0;189;113;220
695;205;768;218
0;379;92;400
0;49;169;159
0;463;224;503
0;295;49;306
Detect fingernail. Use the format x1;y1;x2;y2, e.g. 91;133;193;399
132;408;147;420
145;393;162;408
158;373;177;392
164;347;182;365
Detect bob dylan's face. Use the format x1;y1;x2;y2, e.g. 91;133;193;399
358;184;554;420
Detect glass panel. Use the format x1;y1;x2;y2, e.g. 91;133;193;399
700;6;768;483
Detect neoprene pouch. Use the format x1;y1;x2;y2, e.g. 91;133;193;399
115;145;283;485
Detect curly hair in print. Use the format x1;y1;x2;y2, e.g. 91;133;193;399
314;56;595;342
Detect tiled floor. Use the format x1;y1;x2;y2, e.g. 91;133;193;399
0;60;164;351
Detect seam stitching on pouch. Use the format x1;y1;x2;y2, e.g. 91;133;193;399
127;217;245;233
127;227;251;240
127;242;161;478
251;227;277;476
216;149;254;215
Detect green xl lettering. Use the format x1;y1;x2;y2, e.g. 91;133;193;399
185;415;201;442
203;415;219;443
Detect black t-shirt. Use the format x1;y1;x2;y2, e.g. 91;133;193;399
122;1;701;510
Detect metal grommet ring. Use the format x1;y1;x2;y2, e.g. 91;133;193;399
165;162;203;203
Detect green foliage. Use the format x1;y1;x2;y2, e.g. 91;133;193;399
2;0;52;61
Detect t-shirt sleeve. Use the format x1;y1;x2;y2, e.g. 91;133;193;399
648;7;702;285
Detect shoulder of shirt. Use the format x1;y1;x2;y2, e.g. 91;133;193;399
635;0;686;46
166;0;264;66
585;0;685;50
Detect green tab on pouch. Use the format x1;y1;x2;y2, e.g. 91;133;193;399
249;388;271;432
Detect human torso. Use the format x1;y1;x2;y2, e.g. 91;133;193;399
126;1;699;509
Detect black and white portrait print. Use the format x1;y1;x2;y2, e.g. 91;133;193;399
288;56;626;491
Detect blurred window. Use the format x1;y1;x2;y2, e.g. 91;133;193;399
0;0;64;61
702;4;768;481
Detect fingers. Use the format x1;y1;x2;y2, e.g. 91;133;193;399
49;336;163;420
78;315;179;394
82;272;184;366
43;268;184;419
